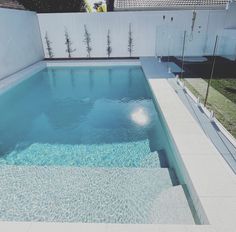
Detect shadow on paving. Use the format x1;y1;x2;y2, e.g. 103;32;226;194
165;56;236;80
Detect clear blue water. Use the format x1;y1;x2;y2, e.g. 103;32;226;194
0;66;196;224
0;66;172;168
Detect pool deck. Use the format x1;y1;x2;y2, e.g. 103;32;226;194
0;59;236;232
141;57;236;232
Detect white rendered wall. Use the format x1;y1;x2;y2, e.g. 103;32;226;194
224;1;236;28
0;8;44;80
38;8;236;59
218;29;236;60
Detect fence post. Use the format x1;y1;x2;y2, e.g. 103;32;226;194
204;35;219;107
167;34;170;71
180;31;187;79
155;26;158;58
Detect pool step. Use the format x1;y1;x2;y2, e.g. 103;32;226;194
140;150;168;168
0;165;194;224
1;142;167;168
149;185;195;224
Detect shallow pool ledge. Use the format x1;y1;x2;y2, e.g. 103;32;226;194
146;76;236;231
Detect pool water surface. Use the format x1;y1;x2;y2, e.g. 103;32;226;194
0;66;195;224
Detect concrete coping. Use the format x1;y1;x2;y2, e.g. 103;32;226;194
46;59;141;67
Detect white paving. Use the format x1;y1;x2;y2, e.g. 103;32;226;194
140;57;236;232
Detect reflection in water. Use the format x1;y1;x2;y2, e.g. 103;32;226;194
0;72;52;155
89;69;94;91
108;68;112;86
48;69;57;88
70;69;76;88
46;99;93;130
128;68;133;89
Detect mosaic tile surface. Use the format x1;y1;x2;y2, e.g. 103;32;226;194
0;165;194;224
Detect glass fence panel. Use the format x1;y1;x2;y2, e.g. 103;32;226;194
205;35;236;138
155;26;185;73
156;26;184;56
156;22;236;139
184;30;207;57
179;33;236;138
180;30;211;102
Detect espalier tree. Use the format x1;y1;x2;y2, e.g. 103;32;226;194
45;32;54;58
107;29;112;58
84;25;92;58
128;23;134;57
64;29;76;58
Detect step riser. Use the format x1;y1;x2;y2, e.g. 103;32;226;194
0;142;167;168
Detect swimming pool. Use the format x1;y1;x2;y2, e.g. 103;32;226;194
0;65;195;224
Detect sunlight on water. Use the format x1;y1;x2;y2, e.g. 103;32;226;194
131;107;150;126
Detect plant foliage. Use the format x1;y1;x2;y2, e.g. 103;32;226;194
107;29;112;58
45;32;54;58
18;0;85;13
65;29;76;58
84;25;92;58
106;0;114;11
128;23;134;57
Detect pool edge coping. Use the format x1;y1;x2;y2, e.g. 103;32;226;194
46;59;141;67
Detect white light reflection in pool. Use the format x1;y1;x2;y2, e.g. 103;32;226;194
131;107;150;126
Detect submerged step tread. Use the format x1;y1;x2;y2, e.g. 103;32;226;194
149;185;195;224
0;165;194;224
